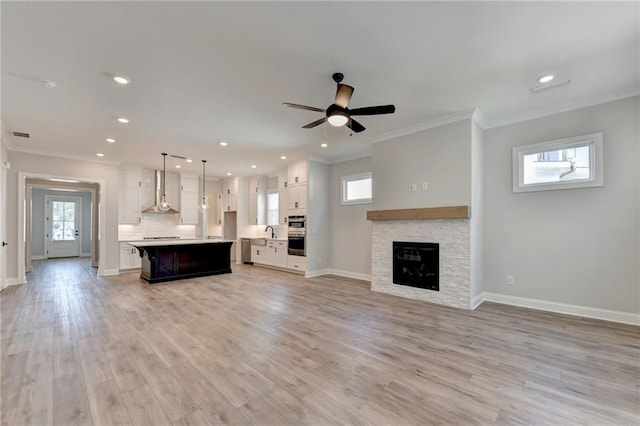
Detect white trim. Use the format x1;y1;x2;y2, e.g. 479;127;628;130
18;172;107;284
478;292;640;326
483;91;640;129
327;151;371;165
327;268;372;282
307;155;331;165
80;252;91;258
100;269;120;277
368;110;474;146
45;194;83;258
341;172;372;205
0;277;20;292
305;269;331;278
31;255;46;260
470;292;484;310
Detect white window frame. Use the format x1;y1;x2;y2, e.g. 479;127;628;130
512;132;603;193
341;172;372;205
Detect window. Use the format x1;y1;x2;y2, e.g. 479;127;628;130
51;200;76;240
513;132;603;193
341;172;372;205
267;190;279;225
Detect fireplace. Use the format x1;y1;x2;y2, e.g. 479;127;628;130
393;241;439;291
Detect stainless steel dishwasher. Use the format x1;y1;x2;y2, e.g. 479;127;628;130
241;238;253;264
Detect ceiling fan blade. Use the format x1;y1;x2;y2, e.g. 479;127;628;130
334;84;354;108
346;118;366;133
282;102;326;113
302;117;328;129
349;104;396;116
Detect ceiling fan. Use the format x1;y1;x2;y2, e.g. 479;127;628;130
282;73;395;133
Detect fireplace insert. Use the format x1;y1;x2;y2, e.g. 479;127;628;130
393;241;439;291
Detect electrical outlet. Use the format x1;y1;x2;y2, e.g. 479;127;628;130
409;183;417;191
506;275;514;285
422;182;429;190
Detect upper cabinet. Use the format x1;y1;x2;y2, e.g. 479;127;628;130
278;168;288;224
221;177;238;212
287;160;307;215
288;162;307;186
118;169;141;224
249;176;267;225
180;175;199;225
139;169;156;211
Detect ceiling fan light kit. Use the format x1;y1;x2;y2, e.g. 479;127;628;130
283;72;395;133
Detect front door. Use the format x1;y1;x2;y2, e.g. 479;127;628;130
46;196;81;258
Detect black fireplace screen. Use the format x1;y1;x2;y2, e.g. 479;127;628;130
393;241;439;291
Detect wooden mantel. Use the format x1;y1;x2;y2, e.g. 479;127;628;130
367;205;470;221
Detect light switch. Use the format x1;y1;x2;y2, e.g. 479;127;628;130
409;183;417;191
422;182;429;190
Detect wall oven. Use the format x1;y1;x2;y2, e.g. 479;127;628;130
287;215;306;256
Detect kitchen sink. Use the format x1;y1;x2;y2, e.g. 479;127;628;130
251;238;267;246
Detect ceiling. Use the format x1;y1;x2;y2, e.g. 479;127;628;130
2;1;638;178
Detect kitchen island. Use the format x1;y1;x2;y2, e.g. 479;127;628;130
129;239;234;283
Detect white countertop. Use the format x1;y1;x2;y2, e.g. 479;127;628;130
128;239;235;247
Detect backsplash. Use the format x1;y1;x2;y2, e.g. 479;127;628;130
118;215;197;241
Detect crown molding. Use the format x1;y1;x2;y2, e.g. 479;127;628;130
367;110;474;146
7;145;122;166
327;150;372;165
483;90;640;129
307;155;331;165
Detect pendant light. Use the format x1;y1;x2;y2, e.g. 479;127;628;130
159;153;171;212
200;160;208;212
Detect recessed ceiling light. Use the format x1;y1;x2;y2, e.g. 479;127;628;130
537;74;555;83
117;117;129;124
96;153;105;157
186;159;193;163
226;172;232;176
112;75;130;85
280;156;287;160
251;165;257;169
106;138;116;143
320;143;328;148
175;165;181;169
219;141;228;147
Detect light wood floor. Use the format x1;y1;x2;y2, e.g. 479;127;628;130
2;258;639;425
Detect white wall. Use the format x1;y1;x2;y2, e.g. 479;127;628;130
5;151;120;278
307;159;330;275
482;96;639;315
372;118;472;209
328;157;372;278
31;189;92;257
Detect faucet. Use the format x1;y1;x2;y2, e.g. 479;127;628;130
265;225;275;239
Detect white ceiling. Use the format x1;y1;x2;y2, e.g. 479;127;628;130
2;1;638;178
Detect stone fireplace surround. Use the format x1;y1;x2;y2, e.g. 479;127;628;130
368;206;472;309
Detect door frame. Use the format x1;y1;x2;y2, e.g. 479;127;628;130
18;172;106;283
44;194;82;259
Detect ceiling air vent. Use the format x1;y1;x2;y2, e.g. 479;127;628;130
12;131;30;138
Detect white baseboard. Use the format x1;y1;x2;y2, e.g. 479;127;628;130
80;252;91;258
470;293;484;310
0;278;20;292
479;292;640;326
31;255;46;260
326;269;372;282
305;269;331;278
99;268;120;277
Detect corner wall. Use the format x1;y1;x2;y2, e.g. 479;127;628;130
482;96;639;317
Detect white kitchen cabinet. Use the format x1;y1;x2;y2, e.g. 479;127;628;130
287;161;307;186
278;168;288;224
139;169;156;211
180;175;199;225
119;242;141;270
118;169;140;224
287;255;306;272
221;193;237;212
249;176;267;225
251;244;274;265
222;177;238;195
288;184;307;211
271;240;288;268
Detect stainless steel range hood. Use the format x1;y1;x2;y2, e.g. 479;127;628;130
142;168;180;215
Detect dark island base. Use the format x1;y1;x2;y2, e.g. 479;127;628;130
136;241;233;284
